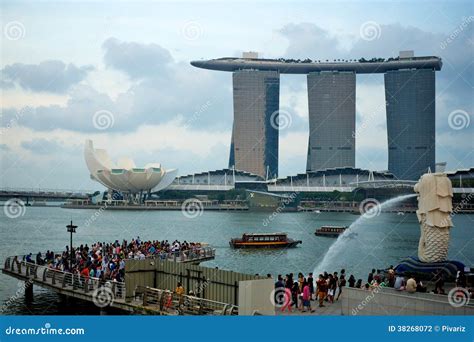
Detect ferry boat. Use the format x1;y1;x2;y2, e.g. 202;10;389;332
229;233;302;248
314;225;348;237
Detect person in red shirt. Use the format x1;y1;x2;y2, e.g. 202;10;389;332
80;266;90;288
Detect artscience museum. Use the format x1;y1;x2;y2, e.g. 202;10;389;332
84;140;178;200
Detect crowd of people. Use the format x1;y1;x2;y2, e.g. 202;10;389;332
273;266;471;313
24;237;205;283
273;269;348;313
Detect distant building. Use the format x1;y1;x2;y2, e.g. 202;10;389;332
307;71;356;171
446;168;474;187
399;50;415;59
84;140;177;196
242;51;258;59
191;51;442;181
436;162;447;173
269;167;395;190
169;168;263;191
385;68;436;180
229;69;280;179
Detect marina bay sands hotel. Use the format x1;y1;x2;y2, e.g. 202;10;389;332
191;51;442;181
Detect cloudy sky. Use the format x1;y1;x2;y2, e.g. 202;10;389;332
1;0;473;189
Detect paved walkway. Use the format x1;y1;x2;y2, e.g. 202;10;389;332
276;299;343;316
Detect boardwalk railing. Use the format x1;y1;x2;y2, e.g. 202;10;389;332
135;286;237;315
144;247;216;263
3;256;126;302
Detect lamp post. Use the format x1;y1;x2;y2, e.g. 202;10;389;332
66;220;77;270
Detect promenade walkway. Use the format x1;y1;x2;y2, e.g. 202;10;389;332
1;248;232;316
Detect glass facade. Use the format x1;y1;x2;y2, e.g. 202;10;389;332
306;71;356;171
229;70;280;178
385;69;436;180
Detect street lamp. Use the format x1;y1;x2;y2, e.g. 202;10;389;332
66;220;78;270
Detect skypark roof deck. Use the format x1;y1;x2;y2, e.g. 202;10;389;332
190;56;442;74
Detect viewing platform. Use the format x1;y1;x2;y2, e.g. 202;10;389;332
1;248;230;316
191;56;442;74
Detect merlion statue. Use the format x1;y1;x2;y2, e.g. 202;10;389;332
414;173;453;263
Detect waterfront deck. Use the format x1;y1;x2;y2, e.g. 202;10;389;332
1;249;235;315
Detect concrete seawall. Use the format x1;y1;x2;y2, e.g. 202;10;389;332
342;287;474;315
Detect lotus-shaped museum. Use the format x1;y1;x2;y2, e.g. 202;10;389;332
84;140;177;193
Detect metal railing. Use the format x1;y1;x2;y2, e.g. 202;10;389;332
0;187;94;194
3;256;126;302
141;247;216;263
135;286;237;315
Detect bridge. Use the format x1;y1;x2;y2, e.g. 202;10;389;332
0;187;95;203
1;248;230;315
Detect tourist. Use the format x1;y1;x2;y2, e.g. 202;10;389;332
355;279;362;289
291;281;299;309
348;275;356;288
373;270;382;283
326;274;333;303
328;273;337;303
337;274;346;300
298;273;304;289
302;280;313;312
80;266;90;286
406;275;417;293
307;273;315;300
456;270;467;288
175;282;185;305
316;274;327;307
416;278;427;293
367;268;375;284
434;273;445;294
387;266;395;287
275;275;284;289
394;274;405;291
26;253;33;263
281;286;293;313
